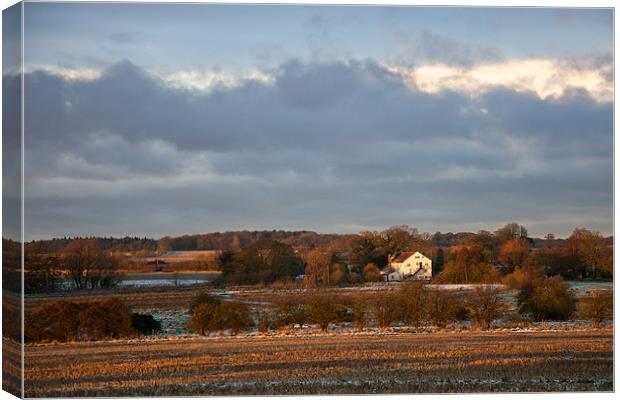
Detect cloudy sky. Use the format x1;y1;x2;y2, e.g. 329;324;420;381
10;3;614;240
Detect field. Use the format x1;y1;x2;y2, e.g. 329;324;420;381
24;330;612;396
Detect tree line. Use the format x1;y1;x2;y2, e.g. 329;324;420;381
187;280;611;337
10;222;613;294
24;279;612;343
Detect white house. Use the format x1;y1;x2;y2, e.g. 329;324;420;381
383;251;432;281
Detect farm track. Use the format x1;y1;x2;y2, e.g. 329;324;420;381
24;330;612;396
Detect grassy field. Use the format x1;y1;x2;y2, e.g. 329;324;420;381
25;329;612;396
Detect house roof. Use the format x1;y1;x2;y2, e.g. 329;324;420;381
391;252;416;263
391;251;431;263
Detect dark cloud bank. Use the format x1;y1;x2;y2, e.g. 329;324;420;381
8;58;612;239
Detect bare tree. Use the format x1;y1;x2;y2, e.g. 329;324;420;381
62;239;120;289
467;287;506;330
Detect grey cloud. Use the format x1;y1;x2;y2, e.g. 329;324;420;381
20;58;613;239
480;87;612;160
396;30;504;67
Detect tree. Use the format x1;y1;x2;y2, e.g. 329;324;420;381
498;238;531;273
494;223;528;244
329;263;348;285
219;240;304;284
535;246;581;279
24;253;61;294
351;294;369;331
517;276;576;321
576;289;613;328
218;302;253;335
272;296;307;329
463;230;499;262
432;247;445;275
502;265;545;290
427;290;459;328
437;246;500;284
565;228;611;279
379;225;430;257
304;247;331;286
373;295;400;330
306;291;344;332
187;302;221;335
62;239;120;289
349;231;384;270
398;281;428;327
362;263;382;282
467;287;506;330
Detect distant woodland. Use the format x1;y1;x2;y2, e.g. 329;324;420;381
3;223;614;293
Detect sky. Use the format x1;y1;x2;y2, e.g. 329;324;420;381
5;3;613;240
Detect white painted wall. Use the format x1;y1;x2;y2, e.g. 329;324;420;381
390;251;432;280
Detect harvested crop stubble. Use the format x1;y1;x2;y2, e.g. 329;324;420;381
25;329;612;396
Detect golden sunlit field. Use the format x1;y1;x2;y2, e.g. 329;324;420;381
25;329;612;396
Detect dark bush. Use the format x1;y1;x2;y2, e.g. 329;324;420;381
131;313;162;335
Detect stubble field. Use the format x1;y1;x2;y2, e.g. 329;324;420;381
25;329;612;397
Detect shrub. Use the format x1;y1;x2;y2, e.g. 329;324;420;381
398;281;428;327
576;289;612;328
427;290;459;328
306;291;345;331
257;310;275;334
25;300;81;342
131;313;162;335
218;301;254;335
78;298;135;340
187;302;221;335
188;298;253;336
26;298;135;342
272;296;307;329
467;287;506;330
351;293;369;331
373;295;400;330
518;276;576;321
